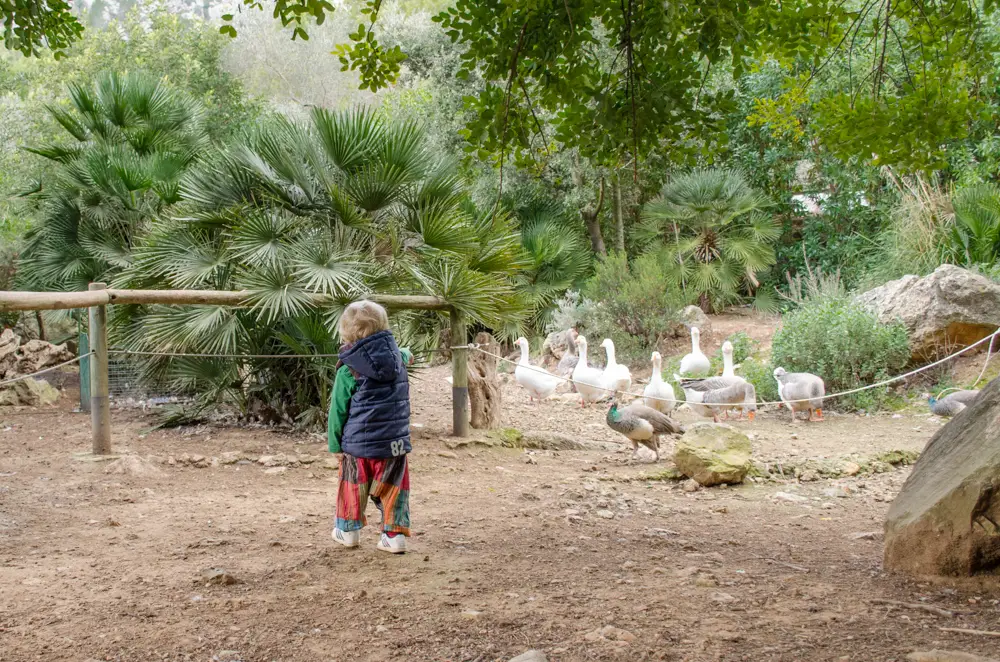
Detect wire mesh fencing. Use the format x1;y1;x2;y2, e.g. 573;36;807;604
107;356;182;405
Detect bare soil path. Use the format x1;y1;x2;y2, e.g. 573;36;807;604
2;366;999;662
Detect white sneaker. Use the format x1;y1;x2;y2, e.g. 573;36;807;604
332;528;360;548
376;533;406;554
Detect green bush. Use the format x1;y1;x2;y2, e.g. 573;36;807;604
740;357;780;404
712;331;757;372
771;297;910;411
578;252;687;364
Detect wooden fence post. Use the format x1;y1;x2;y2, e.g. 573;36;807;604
450;308;469;437
88;283;112;455
79;329;90;413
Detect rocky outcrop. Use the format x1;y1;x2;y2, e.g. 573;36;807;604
672;422;752;486
884;376;1000;576
855;265;1000;361
0;329;75;379
677;305;712;335
0;329;73;407
0;377;61;406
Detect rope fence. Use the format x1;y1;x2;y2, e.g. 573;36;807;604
1;283;997;454
60;330;1000;409
107;347;455;359
461;328;1000;408
2;334;993;409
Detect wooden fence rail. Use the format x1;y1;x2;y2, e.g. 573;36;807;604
0;286;467;455
0;289;448;312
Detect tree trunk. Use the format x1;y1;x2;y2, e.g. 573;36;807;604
34;311;46;341
203;0;211;20
573;157;607;256
612;174;624;253
468;332;501;430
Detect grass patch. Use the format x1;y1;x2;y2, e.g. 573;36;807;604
640;466;684;481
486;427;524;448
872;449;920;467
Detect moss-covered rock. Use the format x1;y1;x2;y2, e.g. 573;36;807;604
673;423;752;487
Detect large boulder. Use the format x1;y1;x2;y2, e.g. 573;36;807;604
0;377;61;406
541;329;575;371
855;265;1000;361
672;422;752;486
16;338;74;375
884;376;1000;576
0;329;75;379
677;305;712;335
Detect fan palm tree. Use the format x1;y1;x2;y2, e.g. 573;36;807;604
946;184;1000;265
512;197;592;329
640;168;780;312
118;107;530;425
17;72;208;292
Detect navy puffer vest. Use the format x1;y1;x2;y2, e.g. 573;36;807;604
339;330;412;458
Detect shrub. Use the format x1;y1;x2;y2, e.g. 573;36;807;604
578;252;687;364
778;243;847;309
874;173;1000;283
547;290;597;334
716;331;757;365
740;356;780;404
771;297;910;411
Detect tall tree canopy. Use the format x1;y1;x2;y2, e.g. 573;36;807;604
433;0;999;173
10;1;995;172
2;0;83;58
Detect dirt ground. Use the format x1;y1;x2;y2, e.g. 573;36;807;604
2;352;1000;661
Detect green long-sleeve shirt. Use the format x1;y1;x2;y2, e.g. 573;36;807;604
328;347;412;453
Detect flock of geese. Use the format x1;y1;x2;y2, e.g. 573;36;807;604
509;324;983;461
513;326;828;461
515;326;827;421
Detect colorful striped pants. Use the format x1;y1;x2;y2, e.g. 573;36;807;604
335;453;410;536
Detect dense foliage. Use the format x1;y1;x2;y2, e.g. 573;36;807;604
640;169;780;311
561;252;686;363
18;72;208;292
1;0;82;58
4;0;1000;419
771;297;911;411
115;107;530;424
876;177;1000;282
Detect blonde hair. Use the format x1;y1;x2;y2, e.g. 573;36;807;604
338;300;389;344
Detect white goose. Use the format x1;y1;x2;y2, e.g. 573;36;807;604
643;351;676;414
679;326;711;377
572;335;610;407
676;374;757;422
721;341;736;378
773;368;825;422
600;338;632;395
514;337;562;402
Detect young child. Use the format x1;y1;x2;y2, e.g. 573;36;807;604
328;300;413;554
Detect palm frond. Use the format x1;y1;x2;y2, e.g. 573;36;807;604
241;263;317;323
311;106;384;173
